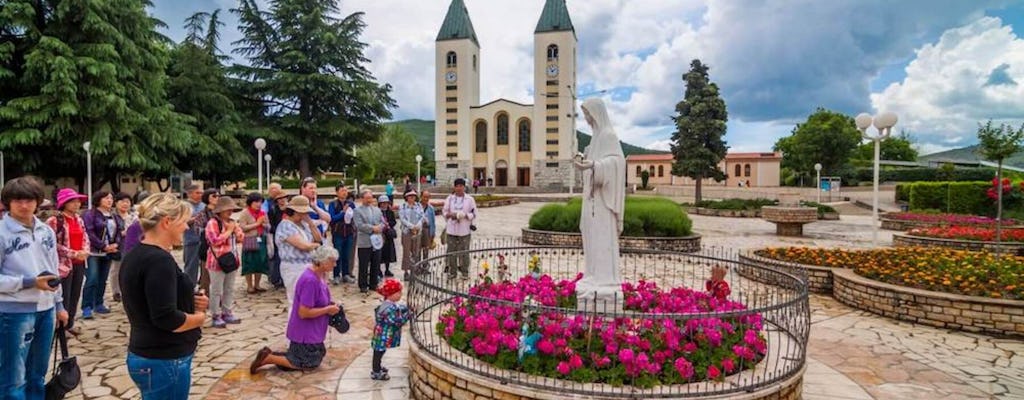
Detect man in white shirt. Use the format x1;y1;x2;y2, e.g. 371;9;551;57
442;179;476;280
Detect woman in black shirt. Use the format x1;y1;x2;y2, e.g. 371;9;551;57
120;193;208;400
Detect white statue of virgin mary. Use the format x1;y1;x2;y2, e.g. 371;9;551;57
574;98;626;305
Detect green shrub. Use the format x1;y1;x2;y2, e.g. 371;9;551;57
800;201;837;216
529;197;692;237
695;198;777;210
909;182;949;211
947;182;991;215
849;167;997;183
895;184;910;202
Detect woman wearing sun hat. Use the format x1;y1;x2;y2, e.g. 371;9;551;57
398;189;426;278
45;188;90;334
205;196;245;328
274;196;322;306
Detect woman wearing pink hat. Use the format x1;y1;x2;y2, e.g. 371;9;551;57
45;188;91;334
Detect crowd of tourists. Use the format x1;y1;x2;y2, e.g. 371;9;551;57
0;174;479;399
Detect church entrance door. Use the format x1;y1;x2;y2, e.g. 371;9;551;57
517;167;530;186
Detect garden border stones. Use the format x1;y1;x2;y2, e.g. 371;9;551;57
521;228;702;253
737;250;835;294
893;233;1024;254
692;207;762;218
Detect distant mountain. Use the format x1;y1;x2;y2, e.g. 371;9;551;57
387;119;667;156
921;145;1024;168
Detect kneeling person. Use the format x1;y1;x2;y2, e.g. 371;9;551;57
251;246;341;372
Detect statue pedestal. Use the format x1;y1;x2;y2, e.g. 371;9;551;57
576;283;622;313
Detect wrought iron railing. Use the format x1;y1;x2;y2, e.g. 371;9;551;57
408;243;810;398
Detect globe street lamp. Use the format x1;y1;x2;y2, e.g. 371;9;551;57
264;154;272;189
814;163;822;203
415;154;423;193
855;111;898;246
254;138;267;193
83;141;92;209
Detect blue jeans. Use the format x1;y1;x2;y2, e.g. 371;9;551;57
0;308;55;400
83;255;112;311
332;235;355;278
127;352;193;400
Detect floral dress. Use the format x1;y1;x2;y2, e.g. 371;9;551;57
371;300;412;351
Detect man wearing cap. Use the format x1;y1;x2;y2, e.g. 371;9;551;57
442;178;477;280
353;190;385;293
398;189;427;277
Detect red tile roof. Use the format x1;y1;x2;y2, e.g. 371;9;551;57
626;152;781;162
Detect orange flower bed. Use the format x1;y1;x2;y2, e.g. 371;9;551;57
756;247;1024;300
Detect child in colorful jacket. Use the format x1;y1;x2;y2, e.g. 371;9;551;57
370;279;412;381
706;264;731;301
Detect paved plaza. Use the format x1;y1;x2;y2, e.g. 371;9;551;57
63;201;1021;400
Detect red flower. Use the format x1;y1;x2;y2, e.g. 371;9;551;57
707;365;721;380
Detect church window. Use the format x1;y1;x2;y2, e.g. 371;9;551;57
635;166;642;177
734;164;741;177
547;44;559;61
649;166;655;176
744;164;751;177
475;121;487;153
658;165;664;177
446;51;457;67
496;114;509;145
518;119;531;151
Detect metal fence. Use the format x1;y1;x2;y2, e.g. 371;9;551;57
407;243;810;398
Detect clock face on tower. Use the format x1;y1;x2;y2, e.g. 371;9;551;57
546;64;559;77
445;71;457;83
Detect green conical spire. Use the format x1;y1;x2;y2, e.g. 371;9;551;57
436;0;479;46
535;0;575;35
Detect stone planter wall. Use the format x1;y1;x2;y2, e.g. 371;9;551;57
521;228;702;253
476;198;519;208
738;251;835;294
819;212;840;221
692;207;762;218
410;343;804;400
879;214;1024;231
892;233;1024;253
832;268;1024;337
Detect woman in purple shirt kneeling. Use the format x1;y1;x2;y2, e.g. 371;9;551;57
250;246;341;373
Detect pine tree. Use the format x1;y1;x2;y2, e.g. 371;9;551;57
0;0;192;189
232;0;396;178
670;59;729;203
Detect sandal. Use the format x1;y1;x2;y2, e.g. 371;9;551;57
370;371;390;381
250;346;272;374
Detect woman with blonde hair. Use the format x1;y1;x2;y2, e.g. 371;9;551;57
120;193;208;400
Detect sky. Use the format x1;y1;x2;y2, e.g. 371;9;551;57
151;0;1024;156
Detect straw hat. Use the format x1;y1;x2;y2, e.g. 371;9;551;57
285;196;312;214
212;196;242;214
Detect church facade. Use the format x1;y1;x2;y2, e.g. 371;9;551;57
434;0;579;188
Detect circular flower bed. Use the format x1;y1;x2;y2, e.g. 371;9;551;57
885;212;1015;226
437;274;767;388
907;226;1024;242
757;247;1024;300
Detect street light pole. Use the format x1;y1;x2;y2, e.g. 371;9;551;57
265;154;272;189
814;163;822;204
416;154;423;193
352;145;358;193
254;138;267;194
0;151;5;189
83;141;92;209
855;112;898;247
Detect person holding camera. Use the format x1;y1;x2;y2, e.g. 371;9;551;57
250;246;342;374
274;196;322;307
81;191;124;320
121;193;208;400
0;177;68;399
442;178;476;281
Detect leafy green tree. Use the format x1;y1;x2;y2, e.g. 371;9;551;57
774;108;861;186
166;10;260;185
640;170;650;189
232;0;396;178
670;59;728;203
977;120;1024;245
0;0;191;190
851;130;919;163
353;125;423;182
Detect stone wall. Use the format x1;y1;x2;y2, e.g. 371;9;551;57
531;160;577;188
738;251;836;294
692;208;762;218
476;198;519;208
521;228;702;253
892;233;1024;253
410;344;804;400
435;160;471;186
832;268;1024;337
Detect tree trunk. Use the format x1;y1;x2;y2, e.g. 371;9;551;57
299;154;311;180
996;161;1003;252
695;174;704;204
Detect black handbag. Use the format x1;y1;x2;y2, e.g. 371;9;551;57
45;329;80;400
213;219;239;273
328;304;350;334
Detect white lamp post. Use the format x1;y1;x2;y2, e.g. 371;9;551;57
0;151;5;189
415;154;423;193
352;146;358;193
83;141;92;209
814;163;822;204
264;154;272;189
855;111;898;247
254;138;267;193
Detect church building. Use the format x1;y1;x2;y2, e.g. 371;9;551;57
434;0;579;188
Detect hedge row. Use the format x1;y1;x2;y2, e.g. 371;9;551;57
904;182;992;215
846;167;995;185
694;198;777;210
529;197;693;237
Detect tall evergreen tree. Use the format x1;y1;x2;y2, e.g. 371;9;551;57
670;59;729;203
166;10;257;184
232;0;396;178
0;0;191;189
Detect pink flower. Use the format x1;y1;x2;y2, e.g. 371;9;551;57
537;339;555;355
674;357;694;380
683;342;697;353
707;365;721;380
556;361;571;375
722;358;735;373
618;348;635;364
569;354;583;369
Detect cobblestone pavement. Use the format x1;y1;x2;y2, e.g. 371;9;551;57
63;203;1019;399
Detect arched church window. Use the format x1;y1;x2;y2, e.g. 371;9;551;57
497;114;509;145
734;164;741;177
475;121;487;153
658;165;664;177
744;164;751;177
635;166;642;177
547;44;558;61
447;51;457;68
518;119;531;152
